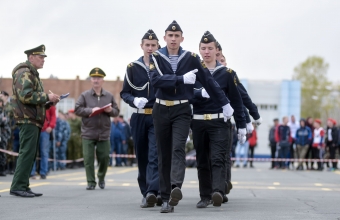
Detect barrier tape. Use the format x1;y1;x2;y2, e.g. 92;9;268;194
1;148;339;163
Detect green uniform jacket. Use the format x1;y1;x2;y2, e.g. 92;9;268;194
11;61;49;128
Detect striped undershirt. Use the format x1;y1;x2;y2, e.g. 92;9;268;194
169;55;179;72
208;68;214;74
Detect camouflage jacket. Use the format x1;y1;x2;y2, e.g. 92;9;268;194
55;118;71;143
4;101;16;131
11;61;49;128
0;107;12;146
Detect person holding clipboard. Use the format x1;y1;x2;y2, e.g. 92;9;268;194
75;68;119;190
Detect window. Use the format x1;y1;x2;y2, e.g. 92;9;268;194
56;98;75;114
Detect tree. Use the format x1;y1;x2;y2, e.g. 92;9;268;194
293;56;331;118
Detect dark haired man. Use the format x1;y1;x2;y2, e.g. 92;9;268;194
191;31;246;208
149;21;234;213
121;29;161;208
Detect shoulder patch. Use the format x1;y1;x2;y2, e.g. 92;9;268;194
149;63;155;71
191;52;197;57
201;61;207;69
226;68;234;73
127;62;134;68
152;52;158;56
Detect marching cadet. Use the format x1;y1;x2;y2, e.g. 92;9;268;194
120;29;162;208
149;20;235;213
75;68;119;190
10;45;60;197
0;98;11;177
191;31;246;208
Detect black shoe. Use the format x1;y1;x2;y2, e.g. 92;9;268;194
156;195;162;206
40;175;46;179
160;201;174;213
235;165;240;168
140;197;155;208
99;181;105;189
228;180;233;190
212;192;223;207
223;195;228;203
225;181;230;195
10;190;35;198
146;193;157;206
26;190;43;197
169;187;182;206
86;185;95;190
196;199;212;208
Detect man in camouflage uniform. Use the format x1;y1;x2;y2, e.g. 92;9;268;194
55;111;71;170
0;98;11;177
0;91;16;174
67;109;82;168
9;45;60;197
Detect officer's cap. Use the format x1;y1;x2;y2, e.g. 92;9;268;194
142;29;159;41
165;20;183;33
24;45;47;57
200;31;216;44
89;67;106;78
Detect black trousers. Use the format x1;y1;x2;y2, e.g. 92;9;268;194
328;144;338;169
270;142;277;168
305;142;314;168
249;147;255;166
312;147;322;169
152;102;191;201
225;120;232;182
192;119;228;199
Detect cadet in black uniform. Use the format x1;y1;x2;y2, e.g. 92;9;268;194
149;20;234;213
191;31;246;208
120;29;161;208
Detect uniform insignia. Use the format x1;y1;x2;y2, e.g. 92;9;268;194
149;35;152;40
42;46;45;52
152;52;158;56
95;68;99;74
127;63;134;68
227;68;233;73
191;52;197;57
204;38;208;42
149;63;155;70
201;61;207;69
234;76;238;86
172;26;176;30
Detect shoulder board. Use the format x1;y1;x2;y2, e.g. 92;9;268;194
200;61;207;69
226;67;235;74
152;52;158;56
127;62;134;68
191;52;197;57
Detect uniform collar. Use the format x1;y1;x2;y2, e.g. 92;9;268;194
158;46;184;57
91;88;106;96
26;60;39;76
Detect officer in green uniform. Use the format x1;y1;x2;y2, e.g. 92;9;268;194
67;109;82;168
75;68;119;190
0;98;11;177
0;91;17;174
10;45;60;197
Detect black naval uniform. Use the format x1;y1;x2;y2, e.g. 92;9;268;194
120;56;160;206
191;59;246;206
149;42;229;209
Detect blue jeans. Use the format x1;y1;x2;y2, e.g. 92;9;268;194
110;139;122;166
277;145;290;168
31;131;50;176
235;141;249;166
121;143;128;165
57;141;68;169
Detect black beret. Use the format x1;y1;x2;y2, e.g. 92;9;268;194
89;67;106;77
0;91;9;96
142;29;159;41
200;31;216;44
24;44;47;57
165;20;183;33
216;41;222;51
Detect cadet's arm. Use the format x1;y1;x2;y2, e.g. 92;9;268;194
15;71;49;105
120;67;136;106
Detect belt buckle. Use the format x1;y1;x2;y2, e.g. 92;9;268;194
204;114;212;120
144;108;152;114
165;100;174;106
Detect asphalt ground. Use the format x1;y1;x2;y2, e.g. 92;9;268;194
0;163;340;220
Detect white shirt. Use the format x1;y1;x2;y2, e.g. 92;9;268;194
288;121;300;139
328;128;333;141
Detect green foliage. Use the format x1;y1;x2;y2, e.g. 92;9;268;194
293;56;331;118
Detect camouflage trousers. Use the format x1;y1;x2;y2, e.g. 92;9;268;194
0;142;7;167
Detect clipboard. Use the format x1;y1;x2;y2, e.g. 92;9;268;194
89;103;112;117
45;93;70;107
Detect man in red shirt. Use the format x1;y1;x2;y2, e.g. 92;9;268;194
30;106;57;179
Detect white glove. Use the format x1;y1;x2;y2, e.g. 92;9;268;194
133;97;148;109
254;117;262;126
183;69;198;84
222;103;234;122
201;88;210;98
238;128;247;144
246;122;254;134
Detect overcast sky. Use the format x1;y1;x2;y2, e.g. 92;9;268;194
1;0;339;82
